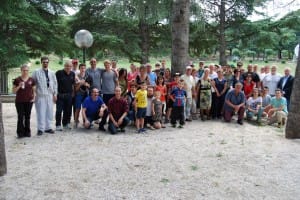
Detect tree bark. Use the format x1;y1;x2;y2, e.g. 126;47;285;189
219;0;227;66
139;20;150;64
0;99;7;176
171;0;190;75
285;44;300;138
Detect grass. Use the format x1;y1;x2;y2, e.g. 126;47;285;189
6;55;297;93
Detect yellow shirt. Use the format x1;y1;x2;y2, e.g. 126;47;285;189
136;89;147;108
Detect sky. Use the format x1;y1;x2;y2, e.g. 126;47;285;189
66;0;300;21
248;0;300;21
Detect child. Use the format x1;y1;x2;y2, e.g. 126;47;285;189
170;80;187;128
155;75;167;116
165;72;181;123
152;90;165;129
126;83;137;125
145;87;155;130
134;82;147;133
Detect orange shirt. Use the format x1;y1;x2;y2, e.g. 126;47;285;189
155;85;167;102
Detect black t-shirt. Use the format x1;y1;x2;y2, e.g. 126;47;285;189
56;70;75;94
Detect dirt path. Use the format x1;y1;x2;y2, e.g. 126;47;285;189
0;103;299;200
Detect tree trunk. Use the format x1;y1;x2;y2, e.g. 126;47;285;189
139;20;150;64
0;99;7;176
285;43;300;138
171;0;190;75
219;0;227;66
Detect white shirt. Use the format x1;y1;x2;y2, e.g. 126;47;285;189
32;68;57;96
262;73;281;95
181;74;195;98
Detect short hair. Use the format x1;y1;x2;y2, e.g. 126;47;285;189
41;56;49;62
275;88;282;93
20;64;29;70
79;63;86;69
104;59;111;65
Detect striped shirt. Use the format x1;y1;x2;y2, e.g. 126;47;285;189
32;68;57;96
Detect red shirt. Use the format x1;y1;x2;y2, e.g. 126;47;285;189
13;77;35;102
155;85;167;102
243;80;255;99
108;96;129;120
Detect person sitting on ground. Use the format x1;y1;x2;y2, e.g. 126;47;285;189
223;82;246;125
81;88;107;130
152;90;165;129
107;87;130;134
170;80;187;128
246;88;265;123
265;89;288;128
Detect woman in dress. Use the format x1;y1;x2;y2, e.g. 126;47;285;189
196;68;212;121
118;68;128;97
13;64;36;138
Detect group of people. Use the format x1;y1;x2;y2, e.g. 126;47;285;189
13;56;294;138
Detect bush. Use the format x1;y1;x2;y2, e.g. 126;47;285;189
35;60;40;65
249;60;253;63
58;60;63;65
264;60;269;63
281;60;286;64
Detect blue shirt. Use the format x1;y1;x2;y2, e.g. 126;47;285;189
224;90;245;112
83;96;105;117
148;72;157;86
270;97;288;113
171;87;187;107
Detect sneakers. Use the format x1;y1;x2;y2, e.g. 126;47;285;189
237;120;243;125
45;129;55;134
171;124;176;128
37;130;43;136
136;128;147;134
98;126;106;132
63;124;72;130
178;125;184;128
56;126;63;131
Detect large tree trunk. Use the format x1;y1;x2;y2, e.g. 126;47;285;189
219;0;227;66
285;44;300;138
139;20;150;64
0;99;7;176
171;0;190;75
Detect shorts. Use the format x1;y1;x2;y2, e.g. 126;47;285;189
136;107;146;119
75;94;87;109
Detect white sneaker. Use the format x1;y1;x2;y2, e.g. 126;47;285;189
56;126;63;131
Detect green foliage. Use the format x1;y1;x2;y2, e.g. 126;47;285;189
232;48;240;57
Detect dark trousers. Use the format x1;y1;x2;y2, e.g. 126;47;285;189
56;93;73;126
101;93;115;126
86;110;108;128
224;106;245;122
171;106;185;125
108;117;130;134
15;102;33;137
211;93;225;118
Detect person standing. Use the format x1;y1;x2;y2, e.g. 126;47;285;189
13;64;36;138
86;58;102;92
101;60;118;104
107;87;130;134
277;67;294;111
74;63;93;128
55;61;76;131
170;80;187;128
181;66;195;121
32;56;57;135
134;82;148;133
262;66;281;96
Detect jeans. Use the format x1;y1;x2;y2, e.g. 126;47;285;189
15;102;33;137
55;93;73;126
184;97;192;120
108;117;130;134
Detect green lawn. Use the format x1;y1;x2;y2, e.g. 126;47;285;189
6;55;297;93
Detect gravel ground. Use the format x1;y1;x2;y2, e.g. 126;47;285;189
0;103;300;200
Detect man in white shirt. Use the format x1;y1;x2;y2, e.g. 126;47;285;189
262;66;281;96
181;66;195;121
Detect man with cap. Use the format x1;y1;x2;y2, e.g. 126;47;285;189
181;66;195;121
223;81;246;125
